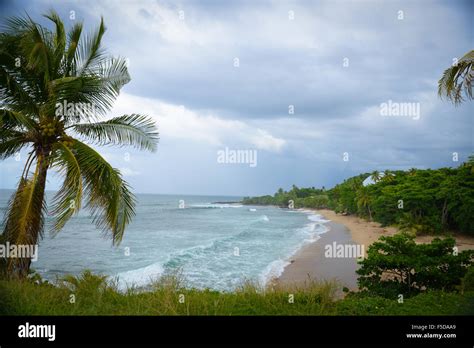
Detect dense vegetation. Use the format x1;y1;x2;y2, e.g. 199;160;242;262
357;234;474;298
1;271;473;315
243;158;474;236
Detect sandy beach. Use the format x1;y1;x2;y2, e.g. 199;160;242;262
276;209;474;292
275;220;359;293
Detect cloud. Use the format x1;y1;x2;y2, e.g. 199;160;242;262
0;0;471;195
109;92;287;152
62;0;472;121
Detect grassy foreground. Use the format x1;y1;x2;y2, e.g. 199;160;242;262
1;272;473;316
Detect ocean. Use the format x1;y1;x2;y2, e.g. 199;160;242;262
0;190;329;291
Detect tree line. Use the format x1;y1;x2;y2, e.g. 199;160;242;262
243;157;474;236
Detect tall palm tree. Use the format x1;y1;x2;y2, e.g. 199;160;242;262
0;11;158;278
438;50;473;105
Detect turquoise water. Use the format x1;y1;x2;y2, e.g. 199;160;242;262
0;190;329;291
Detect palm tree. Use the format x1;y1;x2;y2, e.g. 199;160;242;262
438;50;473;105
463;155;474;175
370;170;381;183
356;187;372;221
407;168;417;177
0;11;158;278
381;170;395;183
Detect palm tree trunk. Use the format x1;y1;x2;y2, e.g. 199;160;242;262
9;151;49;279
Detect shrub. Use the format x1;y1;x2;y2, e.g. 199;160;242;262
357;233;474;298
462;266;474;292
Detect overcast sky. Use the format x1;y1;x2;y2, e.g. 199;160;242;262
0;0;472;196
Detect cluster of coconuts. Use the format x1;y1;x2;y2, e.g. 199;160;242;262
60;136;74;148
39;120;72;147
39;122;57;137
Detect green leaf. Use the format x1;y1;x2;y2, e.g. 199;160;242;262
71;140;136;245
72;114;159;151
50;142;83;234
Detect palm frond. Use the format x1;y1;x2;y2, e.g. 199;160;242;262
49;142;83;234
0;134;29;160
76;17;106;76
0;64;40;115
72;140;136;245
72;114;159;151
65;22;83;76
0;108;36;131
0;15;51;109
0;109;33;159
92;56;130;108
438;50;474;105
21;19;54;85
48;57;131;122
44;10;66;78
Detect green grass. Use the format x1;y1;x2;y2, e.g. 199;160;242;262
336;291;474;315
1;271;473;315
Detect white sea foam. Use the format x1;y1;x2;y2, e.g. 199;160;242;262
34;194;338;292
191;203;243;209
259;258;290;286
116;262;164;290
260;210;331;287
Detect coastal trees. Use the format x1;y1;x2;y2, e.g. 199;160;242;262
439;164;474;233
357;234;474;298
301;195;329;209
438;50;474;105
356;186;372;221
243;159;474;235
464;155;474;174
408;168;417;177
0;11;159;278
381;170;395;183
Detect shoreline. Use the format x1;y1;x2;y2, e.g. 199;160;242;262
274;219;359;294
276;208;474;292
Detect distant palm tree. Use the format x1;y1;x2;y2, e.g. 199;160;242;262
408;168;417;177
370;170;381;183
382;170;395;183
0;11;158;278
464;155;474;174
438;50;474;105
356;187;372;221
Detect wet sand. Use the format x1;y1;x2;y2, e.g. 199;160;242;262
275;220;359;292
